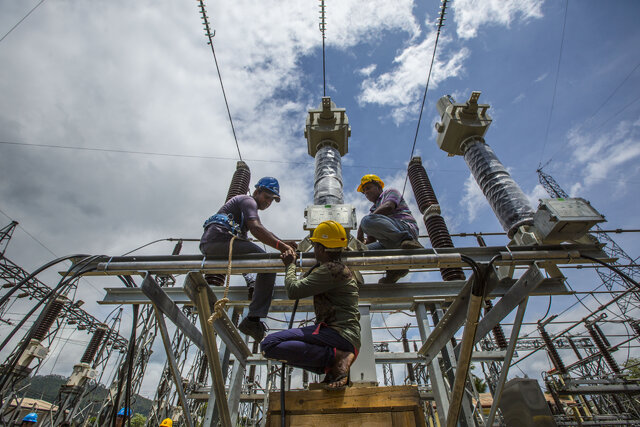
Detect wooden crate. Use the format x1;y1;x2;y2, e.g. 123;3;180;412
266;385;426;427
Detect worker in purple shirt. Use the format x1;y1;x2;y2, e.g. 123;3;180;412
200;177;296;342
356;174;422;283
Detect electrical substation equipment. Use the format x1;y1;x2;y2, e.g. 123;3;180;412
303;97;357;232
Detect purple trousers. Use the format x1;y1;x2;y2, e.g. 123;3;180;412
260;324;356;375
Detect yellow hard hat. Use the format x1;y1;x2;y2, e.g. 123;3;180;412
160;418;173;427
357;174;384;193
310;220;348;249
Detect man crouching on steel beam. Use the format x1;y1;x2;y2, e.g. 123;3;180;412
261;220;360;390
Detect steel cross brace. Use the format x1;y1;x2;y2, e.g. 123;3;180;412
141;273;204;350
417;275;475;364
153;306;195;427
182;272;251;364
184;272;232;427
418;264;545;364
453;264;545;358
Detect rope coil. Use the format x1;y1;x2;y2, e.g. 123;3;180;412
208;236;236;325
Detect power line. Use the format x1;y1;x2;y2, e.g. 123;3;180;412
196;0;242;161
0;139;467;172
402;0;449;196
0;207;57;259
538;0;569;168
0;0;46;44
0;208;106;297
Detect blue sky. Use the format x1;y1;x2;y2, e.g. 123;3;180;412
1;0;639;396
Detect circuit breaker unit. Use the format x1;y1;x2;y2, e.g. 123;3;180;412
303;97;357;231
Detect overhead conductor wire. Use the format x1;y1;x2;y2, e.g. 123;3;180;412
319;0;327;96
197;0;243;161
0;0;47;44
402;0;449;197
538;0;569;168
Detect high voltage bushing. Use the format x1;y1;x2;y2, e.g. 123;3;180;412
408;156;465;281
538;321;567;375
484;299;508;350
32;297;65;341
225;160;251;202
80;324;108;364
585;320;620;374
463;140;535;237
435;92;535;238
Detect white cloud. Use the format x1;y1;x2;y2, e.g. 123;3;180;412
513;93;526;103
566;120;640;186
460;173;488;222
526;184;549;208
357;29;469;123
357;64;377;77
534;72;549;83
569;182;583;197
453;0;544;39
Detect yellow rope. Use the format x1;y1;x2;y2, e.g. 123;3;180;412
208;235;236;325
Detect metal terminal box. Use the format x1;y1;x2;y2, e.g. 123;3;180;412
305;97;351;157
533;198;605;244
304;204;357;231
435;92;492;156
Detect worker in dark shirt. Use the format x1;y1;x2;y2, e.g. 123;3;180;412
200;177;296;342
261;220;360;390
356;174;422;283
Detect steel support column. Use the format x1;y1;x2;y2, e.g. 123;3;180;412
349;305;377;384
415;302;449;427
184;272;231;427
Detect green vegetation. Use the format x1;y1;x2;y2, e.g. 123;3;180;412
17;374;153;416
130;413;147;427
623;357;640;379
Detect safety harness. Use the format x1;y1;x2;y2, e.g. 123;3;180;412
203;213;244;236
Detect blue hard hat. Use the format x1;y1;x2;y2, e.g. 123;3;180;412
117;407;132;417
255;177;280;202
23;412;38;422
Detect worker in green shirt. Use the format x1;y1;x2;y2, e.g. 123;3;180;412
261;220;360;389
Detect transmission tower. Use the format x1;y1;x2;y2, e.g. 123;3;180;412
535;169;640;420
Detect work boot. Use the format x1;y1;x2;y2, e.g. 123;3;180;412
400;239;423;250
378;269;409;284
238;317;267;342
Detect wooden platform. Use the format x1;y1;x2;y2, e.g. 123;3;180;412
265;385;427;427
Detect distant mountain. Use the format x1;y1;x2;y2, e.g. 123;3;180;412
17;374;152;416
